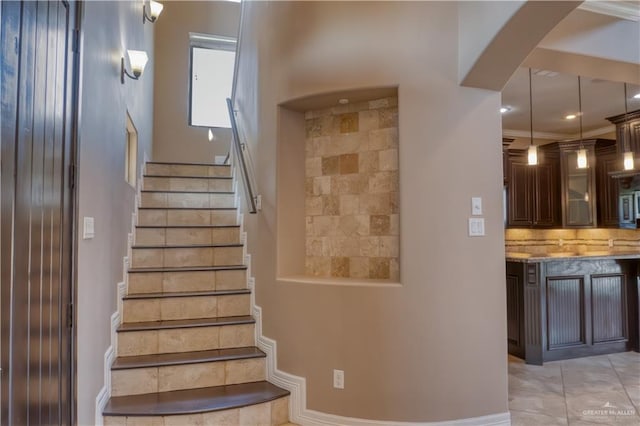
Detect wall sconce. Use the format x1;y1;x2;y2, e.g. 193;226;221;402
143;0;164;23
121;50;149;84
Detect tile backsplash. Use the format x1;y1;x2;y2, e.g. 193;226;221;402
304;97;399;280
505;228;640;255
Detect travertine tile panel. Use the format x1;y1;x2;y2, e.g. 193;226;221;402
370;215;390;235
201;409;240;425
379;149;399;171
160;296;217;320
322;195;340;215
158;326;219;353
135;228;166;246
165;228;211;245
163;247;213;268
163;414;204;426
339;194;359;215
339;153;359;174
138;209;167;226
312;176;332;195
338;215;369;237
306;157;322;177
211;227;240;244
305;196;323;216
208;165;232;177
215;269;247;290
111;367;158;396
103;416;126;426
225;358;265;385
158;361;225;392
370;257;390;279
162;270;216;293
271;397;290;426
125;416;164;426
359;193;392;215
143;177;170;191
217;294;251;317
141;192;167;208
219;323;255;349
214;246;243;266
305;257;331;276
380;236;399;257
358;151;379;173
131;248;163;268
209;193;235;209
369;128;398;150
208;178;233;192
211;211;238;225
239;402;271;426
118;330;158;356
331;257;350;277
167;210;210;226
321;156;340;175
123;299;161;323
329;238;360;257
379;107;398;128
359;110;379;131
339;112;359;133
169;177;208;192
166;192;209;208
128;272;163;294
350;257;369;278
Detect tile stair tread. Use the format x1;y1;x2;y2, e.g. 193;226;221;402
146;161;230;166
141;189;235;194
143;175;233;180
131;243;243;249
111;347;265;370
103;381;289;416
128;265;247;273
123;289;251;300
118;315;255;332
136;224;240;229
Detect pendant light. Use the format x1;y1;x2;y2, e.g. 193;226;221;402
527;68;538;166
622;83;635;170
576;76;588;169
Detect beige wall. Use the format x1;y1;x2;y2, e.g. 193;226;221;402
76;1;154;424
235;1;509;422
152;1;240;162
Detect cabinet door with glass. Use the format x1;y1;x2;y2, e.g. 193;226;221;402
560;143;597;227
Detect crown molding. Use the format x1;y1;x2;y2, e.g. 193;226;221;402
502;125;616;140
578;1;640;22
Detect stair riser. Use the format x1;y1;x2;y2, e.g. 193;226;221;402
103;395;289;426
138;209;238;227
111;357;265;396
131;246;243;268
145;163;231;178
135;227;240;246
143;177;233;193
122;294;250;323
117;324;255;356
141;192;235;209
128;269;247;294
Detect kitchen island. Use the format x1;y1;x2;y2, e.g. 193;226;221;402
506;251;640;365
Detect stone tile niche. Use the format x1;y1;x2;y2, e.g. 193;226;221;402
304;97;399;280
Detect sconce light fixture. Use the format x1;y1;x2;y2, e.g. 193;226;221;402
143;0;164;23
121;50;149;84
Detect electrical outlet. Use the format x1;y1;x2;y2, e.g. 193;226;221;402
333;369;344;389
471;197;482;215
468;218;485;237
608;239;614;248
83;217;95;239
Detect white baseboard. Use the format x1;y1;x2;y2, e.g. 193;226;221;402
94;311;119;426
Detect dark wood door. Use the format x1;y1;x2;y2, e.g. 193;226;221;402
533;158;560;227
1;1;77;424
507;157;533;226
596;148;620;228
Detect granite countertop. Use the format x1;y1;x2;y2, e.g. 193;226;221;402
506;250;640;263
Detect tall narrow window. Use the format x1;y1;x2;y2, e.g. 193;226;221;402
125;112;138;187
189;33;236;128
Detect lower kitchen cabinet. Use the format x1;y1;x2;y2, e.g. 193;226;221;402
506;257;639;365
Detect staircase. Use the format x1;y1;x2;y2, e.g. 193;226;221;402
103;162;290;426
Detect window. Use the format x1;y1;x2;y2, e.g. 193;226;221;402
189;33;236;128
125;112;137;187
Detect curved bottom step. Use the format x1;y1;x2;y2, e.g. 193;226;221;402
104;381;289;417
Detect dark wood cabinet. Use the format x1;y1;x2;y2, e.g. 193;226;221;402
607;109;640;157
505;139;616;228
596;144;620;227
506;149;560;227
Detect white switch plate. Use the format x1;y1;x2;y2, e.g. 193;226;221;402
468;218;485;237
83;217;95;239
471;197;482;215
333;369;344;389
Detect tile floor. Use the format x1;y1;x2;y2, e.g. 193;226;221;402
509;352;640;425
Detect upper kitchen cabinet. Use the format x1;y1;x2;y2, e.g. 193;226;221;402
558;140;598;227
607;109;640;157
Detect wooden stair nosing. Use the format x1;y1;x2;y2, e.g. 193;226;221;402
141;189;235;194
146;161;231;167
128;265;247;274
131;243;243;250
103;381;289;417
111;347;265;370
123;289;251;300
144;174;233;180
117;315;255;332
136;224;240;229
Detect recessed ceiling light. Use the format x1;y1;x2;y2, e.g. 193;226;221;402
565;114;577;120
500;106;511;114
338;98;349;105
634;92;640;99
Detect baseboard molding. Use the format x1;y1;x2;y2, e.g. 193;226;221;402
245;252;510;426
93;311;119;426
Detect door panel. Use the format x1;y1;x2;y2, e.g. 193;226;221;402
1;1;76;424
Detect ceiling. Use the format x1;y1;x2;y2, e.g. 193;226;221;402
502;1;640;147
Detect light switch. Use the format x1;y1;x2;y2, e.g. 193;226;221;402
83;217;95;239
471;197;482;215
468;218;485;237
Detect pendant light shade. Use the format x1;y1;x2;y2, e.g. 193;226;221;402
622;83;635;170
527;68;538;166
576;76;587;169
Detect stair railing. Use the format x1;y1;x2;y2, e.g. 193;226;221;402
226;97;258;214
